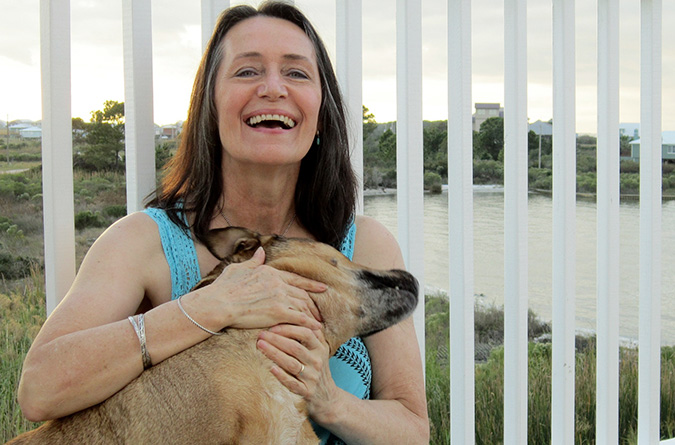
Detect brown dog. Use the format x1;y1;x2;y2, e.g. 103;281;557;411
8;227;418;444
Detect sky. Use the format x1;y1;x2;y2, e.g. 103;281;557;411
1;0;674;135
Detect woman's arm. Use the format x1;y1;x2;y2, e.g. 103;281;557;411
258;215;430;444
17;212;210;420
18;213;325;421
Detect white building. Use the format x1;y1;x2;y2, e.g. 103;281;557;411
19;126;42;139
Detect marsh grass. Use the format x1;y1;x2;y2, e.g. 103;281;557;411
0;267;45;442
425;293;675;444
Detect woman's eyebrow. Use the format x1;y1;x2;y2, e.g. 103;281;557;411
233;51;263;60
233;52;312;63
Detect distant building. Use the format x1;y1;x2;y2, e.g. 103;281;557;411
19;126;42;139
473;103;503;132
157;122;183;139
626;131;675;162
619;123;640;140
9;123;31;134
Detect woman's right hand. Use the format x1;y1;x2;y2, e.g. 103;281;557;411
188;247;325;332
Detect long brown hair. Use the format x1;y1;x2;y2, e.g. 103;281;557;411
147;1;357;249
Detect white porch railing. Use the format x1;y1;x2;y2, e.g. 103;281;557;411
39;0;670;443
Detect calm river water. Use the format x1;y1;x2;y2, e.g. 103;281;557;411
363;188;675;345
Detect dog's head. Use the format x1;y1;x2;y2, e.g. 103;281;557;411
201;227;419;354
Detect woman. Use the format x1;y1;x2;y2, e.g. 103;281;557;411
18;2;429;443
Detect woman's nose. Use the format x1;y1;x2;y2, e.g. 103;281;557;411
257;73;288;100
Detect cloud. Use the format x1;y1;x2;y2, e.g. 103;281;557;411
1;0;674;131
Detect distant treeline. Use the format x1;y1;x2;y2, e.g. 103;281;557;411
362;107;675;195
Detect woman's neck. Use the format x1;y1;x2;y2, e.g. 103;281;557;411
217;161;300;235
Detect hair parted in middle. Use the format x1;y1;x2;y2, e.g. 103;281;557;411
148;1;358;249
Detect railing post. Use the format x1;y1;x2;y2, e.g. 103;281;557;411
596;0;621;442
123;0;155;213
503;0;529;442
336;0;364;215
40;0;76;315
551;0;576;443
396;0;425;369
638;0;662;442
447;0;475;442
201;0;230;52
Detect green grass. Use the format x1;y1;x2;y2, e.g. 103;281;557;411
0;270;45;442
424;293;675;445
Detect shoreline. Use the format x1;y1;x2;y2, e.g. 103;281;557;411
424;289;642;350
364;185;675;200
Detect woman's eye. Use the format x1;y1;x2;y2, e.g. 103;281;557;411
288;70;309;80
235;68;258;78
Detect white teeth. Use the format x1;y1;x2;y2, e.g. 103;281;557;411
247;114;296;128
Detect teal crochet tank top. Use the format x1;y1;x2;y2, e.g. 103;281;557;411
144;208;367;445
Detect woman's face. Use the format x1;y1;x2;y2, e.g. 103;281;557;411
214;16;322;167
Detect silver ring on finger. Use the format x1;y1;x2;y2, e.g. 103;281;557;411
297;363;305;376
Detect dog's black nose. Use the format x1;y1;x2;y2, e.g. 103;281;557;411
358;269;419;296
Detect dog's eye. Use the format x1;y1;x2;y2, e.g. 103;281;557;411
330;258;338;267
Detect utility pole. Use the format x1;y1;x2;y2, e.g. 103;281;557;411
6;114;9;163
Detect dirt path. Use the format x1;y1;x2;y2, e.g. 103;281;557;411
0;168;30;174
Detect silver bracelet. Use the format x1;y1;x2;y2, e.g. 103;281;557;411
177;295;224;336
128;314;152;369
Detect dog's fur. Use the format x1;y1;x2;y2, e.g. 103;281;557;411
8;227;418;444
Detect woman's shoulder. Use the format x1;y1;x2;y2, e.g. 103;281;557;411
353;215;404;270
86;211;164;259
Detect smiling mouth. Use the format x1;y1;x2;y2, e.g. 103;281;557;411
246;114;296;130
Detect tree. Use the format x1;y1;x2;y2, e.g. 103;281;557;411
378;129;396;166
423;126;448;178
476;117;504;161
620;134;633;158
363;105;378;141
72;117;87;145
78;100;125;171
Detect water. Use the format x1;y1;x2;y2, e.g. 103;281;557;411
363;188;675;345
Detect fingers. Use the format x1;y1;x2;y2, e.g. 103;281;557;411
206;246;325;329
281;271;327;293
249;246;266;266
257;324;334;404
257;325;324;378
277;306;323;330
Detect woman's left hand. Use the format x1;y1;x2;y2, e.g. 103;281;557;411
256;324;338;419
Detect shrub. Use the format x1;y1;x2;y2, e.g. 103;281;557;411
363;166;383;189
621;160;640;173
473;159;504;184
74;210;106;230
381;168;397;188
577;172;597;193
10;153;41;162
577;154;596;173
0;174;41;198
424;172;443;193
529;168;552;190
103;205;127;219
0;253;34;280
620;173;640;195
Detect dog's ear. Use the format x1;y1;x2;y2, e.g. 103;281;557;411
204;227;262;260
